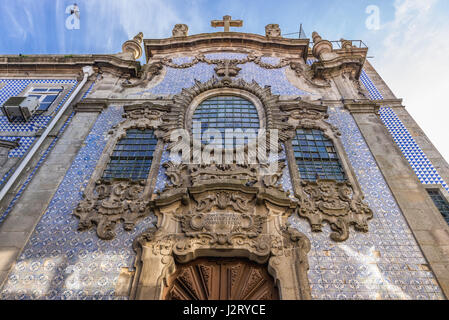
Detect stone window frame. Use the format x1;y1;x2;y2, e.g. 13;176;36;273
290;128;346;182
18;82;73;117
282;106;373;241
83;106;166;198
183;88;267;156
184;88;267;132
423;184;449;225
74;104;169;240
101;128;159;181
283;108;363;200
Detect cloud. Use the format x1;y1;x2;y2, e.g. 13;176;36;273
3;4;29;41
374;0;449;163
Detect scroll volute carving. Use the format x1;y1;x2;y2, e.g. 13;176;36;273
286;106;340;137
298;179;373;242
121;103;169;131
121;61;163;88
74;179;149;240
289;61;331;88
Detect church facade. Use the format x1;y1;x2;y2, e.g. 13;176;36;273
0;17;448;300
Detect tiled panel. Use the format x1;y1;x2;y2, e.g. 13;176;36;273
0;106;155;300
359;70;448;191
288;106;445;300
138;53;310;96
0;116;52;133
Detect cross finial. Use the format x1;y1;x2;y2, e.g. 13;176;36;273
211;15;243;32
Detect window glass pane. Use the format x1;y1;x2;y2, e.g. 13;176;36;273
192;96;260;149
292;128;346;182
42;95;58;103
28;88;61;112
37;103;52;111
102;129;157;180
427;189;449;225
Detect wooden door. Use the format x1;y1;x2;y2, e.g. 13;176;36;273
164;258;279;300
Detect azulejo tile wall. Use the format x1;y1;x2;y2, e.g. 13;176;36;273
135;53;310;96
359;71;448;191
288;106;444;300
0;106;154;300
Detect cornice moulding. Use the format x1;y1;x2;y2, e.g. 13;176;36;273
0;54;141;77
344;101;380;114
144;32;310;62
0;139;19;150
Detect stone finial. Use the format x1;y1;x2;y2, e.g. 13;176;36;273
133;32;144;43
172;24;189;37
265;24;281;38
312;31;322;43
311;31;333;60
340;38;353;50
121;32;144;60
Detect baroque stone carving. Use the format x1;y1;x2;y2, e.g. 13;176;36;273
298;179;373;242
74;180;149;240
157;77;296;149
121;61;163;88
172;24;188;37
73;103;170;239
289;61;331;88
176;192;263;245
288;107;340;135
213;60;242;78
130;183;312;299
265;24;281;38
190;163;258;186
281;102;373;241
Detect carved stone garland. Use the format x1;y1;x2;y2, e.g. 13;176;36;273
73;103;170;240
120;52;320;88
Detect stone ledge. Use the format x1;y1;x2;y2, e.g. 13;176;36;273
344;101;380;114
0;139;20;150
75;101;107;113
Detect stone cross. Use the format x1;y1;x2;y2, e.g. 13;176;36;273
211;15;243;32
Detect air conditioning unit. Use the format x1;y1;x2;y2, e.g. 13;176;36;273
1;96;40;122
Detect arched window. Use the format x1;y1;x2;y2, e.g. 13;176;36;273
191;96;260;148
102;129;157;180
292;128;346;181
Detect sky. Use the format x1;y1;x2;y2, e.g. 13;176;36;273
0;0;448;164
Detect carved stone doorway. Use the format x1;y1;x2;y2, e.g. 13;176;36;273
163;258;279;300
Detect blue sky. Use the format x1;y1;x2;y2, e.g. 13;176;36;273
1;0;449;162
